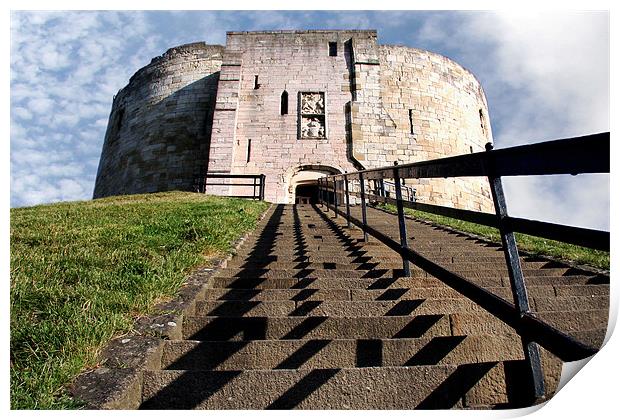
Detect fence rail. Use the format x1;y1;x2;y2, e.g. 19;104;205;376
195;173;266;200
318;131;610;403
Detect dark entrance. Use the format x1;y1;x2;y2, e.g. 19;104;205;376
295;184;319;204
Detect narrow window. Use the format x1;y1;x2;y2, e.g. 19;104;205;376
470;146;474;153
246;139;252;163
328;42;337;57
280;91;288;115
408;109;414;135
254;75;260;89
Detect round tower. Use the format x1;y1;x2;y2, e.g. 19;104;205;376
375;45;494;212
93;42;224;198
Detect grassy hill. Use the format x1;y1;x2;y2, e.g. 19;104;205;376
10;192;269;409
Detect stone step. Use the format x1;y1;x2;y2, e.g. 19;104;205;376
451;310;609;343
231;254;397;262
225;260;553;271
193;296;606;319
241;232;364;240
216;267;574;279
553;284;609;297
210;277;450;290
183;310;605;343
243;233;499;243
216;268;428;279
238;244;507;254
211;274;605;291
193;298;488;318
229;253;556;266
201;285;560;302
201;285;608;307
185;309;512;341
233;248;402;258
183;315;455;341
532;296;609;312
226;262;405;270
140;362;559;409
161;335;524;371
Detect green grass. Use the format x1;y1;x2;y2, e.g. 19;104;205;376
374;203;609;270
10;192;269;409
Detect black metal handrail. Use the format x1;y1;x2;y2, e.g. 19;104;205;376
195;173;266;200
317;131;609;403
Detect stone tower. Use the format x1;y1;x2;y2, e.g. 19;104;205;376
94;30;493;212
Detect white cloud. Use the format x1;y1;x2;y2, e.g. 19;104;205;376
471;12;609;230
467;12;609;142
27;97;55;114
12;107;32;120
504;175;610;231
10;11;163;208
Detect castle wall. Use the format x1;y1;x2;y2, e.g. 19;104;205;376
93;31;494;213
93;42;224;198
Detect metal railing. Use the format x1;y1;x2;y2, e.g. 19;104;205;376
195;173;266;200
317;132;610;403
372;179;416;202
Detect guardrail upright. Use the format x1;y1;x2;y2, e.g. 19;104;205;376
344;172;351;228
326;177;331;211
484;143;545;402
260;174;266;200
358;172;369;242
333;177;339;218
393;162;411;277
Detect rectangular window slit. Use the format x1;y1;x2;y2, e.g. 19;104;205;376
329;42;337;57
246;139;252;163
254;75;259;89
408;109;414;135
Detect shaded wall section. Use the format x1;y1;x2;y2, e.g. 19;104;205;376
93;42;224;198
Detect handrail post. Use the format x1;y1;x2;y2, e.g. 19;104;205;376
253;176;257;200
318;178;323;207
324;178;328;207
358;172;369;242
333;176;338;218
485;143;545;403
393;162;411;277
326;176;331;212
344;172;351;228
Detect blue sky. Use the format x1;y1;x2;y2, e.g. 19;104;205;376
9;10;610;230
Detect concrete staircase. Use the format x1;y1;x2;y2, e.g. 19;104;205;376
139;204;609;409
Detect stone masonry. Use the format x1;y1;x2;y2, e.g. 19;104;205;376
94;30;493;212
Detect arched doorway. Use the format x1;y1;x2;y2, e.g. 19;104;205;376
295;182;319;204
285;164;342;204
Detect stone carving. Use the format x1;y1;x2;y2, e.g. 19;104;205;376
301;117;325;138
300;92;326;138
301;93;325;114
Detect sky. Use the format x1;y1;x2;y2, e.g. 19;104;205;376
8;9;610;230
